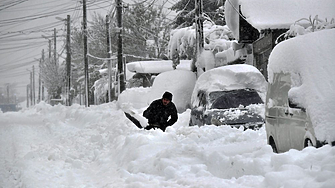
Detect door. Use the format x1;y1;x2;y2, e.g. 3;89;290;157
286;105;307;150
268;73;292;152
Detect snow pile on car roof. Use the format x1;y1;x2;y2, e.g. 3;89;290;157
192;64;267;104
126;60;192;74
268;29;335;143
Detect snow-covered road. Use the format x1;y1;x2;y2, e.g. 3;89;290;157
1;102;334;188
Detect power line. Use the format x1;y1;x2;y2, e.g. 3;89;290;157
0;60;36;73
0;0;28;11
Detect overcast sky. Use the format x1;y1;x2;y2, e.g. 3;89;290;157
0;0;175;98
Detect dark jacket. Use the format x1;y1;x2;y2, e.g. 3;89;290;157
143;99;178;131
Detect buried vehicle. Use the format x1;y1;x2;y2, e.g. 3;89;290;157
265;29;335;153
189;64;267;130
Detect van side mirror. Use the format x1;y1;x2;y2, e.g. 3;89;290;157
288;98;306;112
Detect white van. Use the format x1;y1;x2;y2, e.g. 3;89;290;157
265;29;335;153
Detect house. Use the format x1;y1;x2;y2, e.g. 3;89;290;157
225;0;335;79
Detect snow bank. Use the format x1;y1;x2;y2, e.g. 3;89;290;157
1;101;335;187
268;29;335;142
192;64;267;107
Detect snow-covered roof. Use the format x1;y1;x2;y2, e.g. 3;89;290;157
225;0;335;39
268;29;335;142
126;60;192;74
240;0;335;31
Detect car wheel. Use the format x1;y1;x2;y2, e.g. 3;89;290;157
269;137;278;153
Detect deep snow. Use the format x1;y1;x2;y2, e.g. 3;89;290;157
1;0;335;187
1;101;335;188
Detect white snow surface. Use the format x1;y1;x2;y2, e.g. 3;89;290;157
240;0;335;31
126;60;192;74
225;0;335;39
1;101;335;188
268;29;335;143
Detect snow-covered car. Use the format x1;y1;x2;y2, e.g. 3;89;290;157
189;64;267;130
265;29;335;153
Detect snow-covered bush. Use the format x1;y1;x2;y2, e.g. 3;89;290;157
277;15;335;43
168;21;247;73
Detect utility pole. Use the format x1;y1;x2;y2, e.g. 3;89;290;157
41;49;45;101
26;84;29;108
116;0;125;95
48;39;51;59
54;28;57;66
79;85;82;105
38;59;41;103
106;15;112;102
30;71;33;106
66;15;71;106
32;65;35;105
6;84;9;104
195;0;204;74
39;49;45;102
83;0;89;107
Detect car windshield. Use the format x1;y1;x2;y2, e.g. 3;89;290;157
210;89;263;109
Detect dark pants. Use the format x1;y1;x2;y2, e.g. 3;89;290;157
145;124;166;132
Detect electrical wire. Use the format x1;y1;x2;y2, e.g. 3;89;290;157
0;0;28;11
0;0;134;83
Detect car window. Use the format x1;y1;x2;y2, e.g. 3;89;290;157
267;73;291;107
208;91;225;104
211;89;263;109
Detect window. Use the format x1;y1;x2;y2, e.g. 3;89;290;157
210;89;263;109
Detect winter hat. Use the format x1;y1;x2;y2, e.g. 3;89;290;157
162;91;173;101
